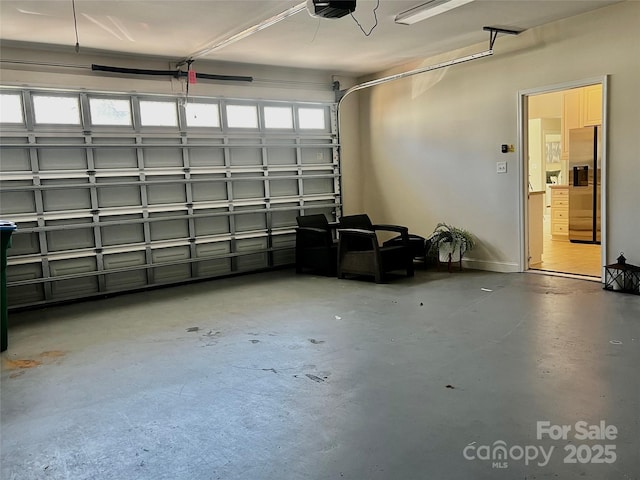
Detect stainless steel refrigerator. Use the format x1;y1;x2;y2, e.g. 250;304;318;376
568;126;601;244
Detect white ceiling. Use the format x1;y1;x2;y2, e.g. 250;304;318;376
0;0;620;76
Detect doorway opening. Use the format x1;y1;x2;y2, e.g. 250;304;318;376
523;81;605;279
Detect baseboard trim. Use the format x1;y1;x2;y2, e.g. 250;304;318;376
461;259;520;273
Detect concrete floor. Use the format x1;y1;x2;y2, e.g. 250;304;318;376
1;269;639;480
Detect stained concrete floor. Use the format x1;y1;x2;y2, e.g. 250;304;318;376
1;269;639;480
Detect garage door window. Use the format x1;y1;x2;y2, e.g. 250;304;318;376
89;98;132;126
33;95;80;125
186;102;220;127
139;100;178;126
264;106;293;129
0;93;23;124
298;107;325;129
226;104;258;129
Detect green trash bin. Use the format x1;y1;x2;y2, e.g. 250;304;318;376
1;220;17;352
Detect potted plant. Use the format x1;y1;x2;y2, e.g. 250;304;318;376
427;222;476;264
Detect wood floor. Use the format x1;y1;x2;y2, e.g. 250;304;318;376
530;215;602;278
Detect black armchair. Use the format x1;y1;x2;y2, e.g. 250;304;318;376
339;214;427;264
295;214;338;276
337;215;414;283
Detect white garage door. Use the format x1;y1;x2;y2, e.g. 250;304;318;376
0;89;340;307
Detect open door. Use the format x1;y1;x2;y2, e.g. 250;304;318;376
523;82;605;279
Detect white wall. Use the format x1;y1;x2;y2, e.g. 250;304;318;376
0;43;339;103
349;1;640;271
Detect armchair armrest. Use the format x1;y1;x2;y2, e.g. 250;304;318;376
296;226;330;234
337;228;377;238
372;224;409;236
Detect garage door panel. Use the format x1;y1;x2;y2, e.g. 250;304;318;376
101;218;144;246
236;238;266;252
151;246;189;263
8;284;45;305
230;147;261;166
94;146;137;169
97;177;141;207
233;180;264;199
147;180;186;205
269;178;298;197
49;257;97;276
194;243;231;276
236;238;268;270
37;138;87;170
42;181;91;211
237;253;267;270
301;146;333;165
1;144;30;171
192;182;227;202
235;212;266;232
47;226;95;252
189;146;224;167
191;175;227;202
0;185;35;215
150;218;189;241
271;208;298;228
6;263;42;282
103;251;146;270
303;202;335;221
143;147;182;168
195;258;231;277
51;277;99;298
105;270;147;290
302;178;334;195
267;146;296;165
153;263;191;282
194;213;229;236
195;242;230;258
39;148;87;171
272;234;295;266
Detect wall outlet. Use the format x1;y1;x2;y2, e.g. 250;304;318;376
496;161;507;173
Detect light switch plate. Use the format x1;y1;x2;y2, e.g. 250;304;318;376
496;161;507;173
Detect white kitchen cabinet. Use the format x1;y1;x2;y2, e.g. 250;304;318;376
561;89;584;160
551;186;569;240
583;84;603;127
561;85;603;159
